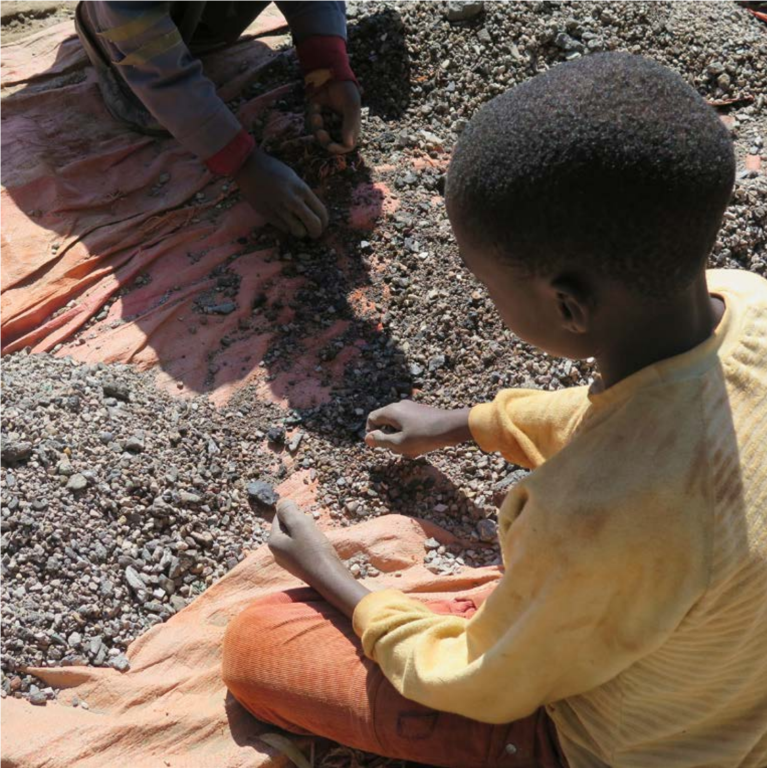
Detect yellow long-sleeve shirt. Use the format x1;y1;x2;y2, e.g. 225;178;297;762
353;269;767;768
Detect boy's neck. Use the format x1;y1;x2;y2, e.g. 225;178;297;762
596;274;725;390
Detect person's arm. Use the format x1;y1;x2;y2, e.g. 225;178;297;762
89;1;244;166
275;0;355;85
365;402;472;457
276;1;361;154
353;484;708;723
365;386;590;467
88;2;329;236
276;1;347;44
268;500;369;618
468;386;591;468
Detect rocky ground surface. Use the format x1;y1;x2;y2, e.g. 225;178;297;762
2;1;766;763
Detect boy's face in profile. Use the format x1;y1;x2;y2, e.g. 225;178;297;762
450;214;598;362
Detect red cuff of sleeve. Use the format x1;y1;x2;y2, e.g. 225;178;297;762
296;35;357;86
204;129;255;177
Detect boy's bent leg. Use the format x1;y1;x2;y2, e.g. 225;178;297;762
222;589;565;768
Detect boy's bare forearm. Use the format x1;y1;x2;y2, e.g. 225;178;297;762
439;407;473;447
307;557;371;618
269;501;370;619
303;409;472;613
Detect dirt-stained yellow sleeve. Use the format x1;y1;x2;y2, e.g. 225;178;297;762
469;386;590;468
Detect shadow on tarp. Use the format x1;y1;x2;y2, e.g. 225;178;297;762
0;9;412;437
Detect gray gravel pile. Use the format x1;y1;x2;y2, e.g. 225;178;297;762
1;354;287;695
347;0;766;266
2;1;765;713
351;1;767;137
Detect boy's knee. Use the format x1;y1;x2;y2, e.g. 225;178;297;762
222;596;303;693
222;604;268;693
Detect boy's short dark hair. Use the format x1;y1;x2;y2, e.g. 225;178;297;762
446;53;735;299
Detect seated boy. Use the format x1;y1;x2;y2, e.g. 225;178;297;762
222;53;767;768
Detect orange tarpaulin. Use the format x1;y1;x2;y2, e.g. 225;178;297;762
1;507;501;768
1;9;394;408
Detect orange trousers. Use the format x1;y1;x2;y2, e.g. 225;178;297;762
222;587;567;768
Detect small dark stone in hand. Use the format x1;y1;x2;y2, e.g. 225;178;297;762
247;480;280;510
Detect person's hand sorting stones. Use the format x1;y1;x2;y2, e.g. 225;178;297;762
75;2;361;239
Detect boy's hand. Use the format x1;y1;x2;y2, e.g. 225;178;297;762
268;500;369;617
306;81;361;155
234;148;328;238
269;500;340;584
365;402;473;458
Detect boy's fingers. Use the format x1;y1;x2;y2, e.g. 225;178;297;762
365;429;403;449
275;499;304;535
366;406;394;425
269;513;286;540
276;499;301;518
364;430;386;448
366;407;401;431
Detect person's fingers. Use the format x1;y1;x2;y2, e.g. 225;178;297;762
275;499;304;535
307;100;329;144
306;102;324;143
276;498;301;514
289;198;323;240
314;128;333;149
306;101;324;131
366;406;402;431
341;99;361;150
364;429;404;450
302;188;329;232
264;207;291;235
325;141;354;156
269;512;287;541
279;209;308;239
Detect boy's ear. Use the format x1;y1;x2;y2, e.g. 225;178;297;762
549;273;594;334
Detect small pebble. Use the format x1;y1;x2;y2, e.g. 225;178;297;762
66;473;88;492
110;655;131;673
1;440;33;464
